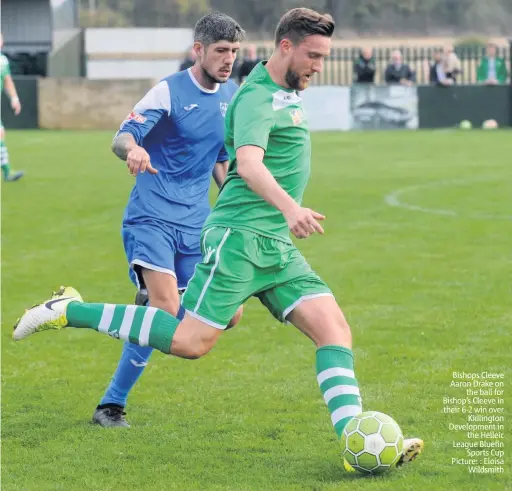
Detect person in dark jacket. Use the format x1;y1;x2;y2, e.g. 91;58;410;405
385;50;414;85
179;47;196;72
353;47;375;84
237;44;260;84
429;49;455;86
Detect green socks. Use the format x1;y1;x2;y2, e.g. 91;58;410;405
66;302;179;353
1;141;9;178
316;345;362;438
65;304;362;434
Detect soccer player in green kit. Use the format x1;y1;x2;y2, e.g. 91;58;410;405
0;33;24;182
14;8;422;469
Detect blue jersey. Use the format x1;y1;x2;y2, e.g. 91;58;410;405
118;69;238;233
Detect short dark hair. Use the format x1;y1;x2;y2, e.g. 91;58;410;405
194;12;245;46
275;8;334;46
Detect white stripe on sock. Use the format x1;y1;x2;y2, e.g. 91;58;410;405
323;385;361;404
98;304;116;334
331;405;362;426
138;307;157;346
118;305;137;342
317;367;355;385
1;147;8;165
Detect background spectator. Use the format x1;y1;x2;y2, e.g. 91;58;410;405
385;50;414;86
428;49;445;84
237;44;260;84
477;42;508;85
179;47;196;71
442;44;461;83
353;47;376;84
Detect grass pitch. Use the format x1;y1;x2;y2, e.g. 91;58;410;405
2;129;510;491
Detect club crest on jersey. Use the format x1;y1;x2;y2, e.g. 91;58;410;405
290;108;303;126
220;102;228;117
126;111;147;124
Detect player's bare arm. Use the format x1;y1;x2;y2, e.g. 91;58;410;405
111;132;157;176
4;74;21;115
212;160;229;188
236;145;324;239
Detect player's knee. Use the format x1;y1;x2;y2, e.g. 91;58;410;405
148;292;180;316
226;305;243;329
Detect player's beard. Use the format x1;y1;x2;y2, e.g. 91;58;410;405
201;65;224;85
284;68;302;91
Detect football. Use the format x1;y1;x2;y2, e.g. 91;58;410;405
341;411;404;474
482;119;498;129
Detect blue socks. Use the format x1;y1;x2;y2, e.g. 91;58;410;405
100;343;153;407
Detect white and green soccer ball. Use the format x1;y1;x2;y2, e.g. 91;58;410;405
341;411;403;475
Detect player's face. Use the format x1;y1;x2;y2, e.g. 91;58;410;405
283;35;331;91
197;41;240;84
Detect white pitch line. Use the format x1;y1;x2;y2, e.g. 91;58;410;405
16;137;46;147
384;177;512;221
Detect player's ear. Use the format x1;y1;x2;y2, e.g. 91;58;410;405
280;38;294;55
193;42;203;58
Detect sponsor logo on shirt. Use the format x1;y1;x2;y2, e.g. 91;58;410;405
290;108;304;126
272;89;302;111
126;111;147;124
184;104;199;111
220;102;228;117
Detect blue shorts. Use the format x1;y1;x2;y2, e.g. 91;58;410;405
122;222;202;291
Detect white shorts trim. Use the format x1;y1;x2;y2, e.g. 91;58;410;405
185;309;227;330
282;292;334;322
193;228;231;312
130;259;176;289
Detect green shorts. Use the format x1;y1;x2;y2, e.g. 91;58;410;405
181;227;333;329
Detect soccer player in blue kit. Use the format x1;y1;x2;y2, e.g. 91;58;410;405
92;12;245;427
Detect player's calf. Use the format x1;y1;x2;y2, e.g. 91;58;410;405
287;295;361;437
288;295;352;349
13;290;220;361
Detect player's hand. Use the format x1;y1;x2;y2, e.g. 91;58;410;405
11;97;21;116
284;205;325;239
126;146;158;176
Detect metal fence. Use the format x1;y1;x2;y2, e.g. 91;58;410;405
250;44;511;86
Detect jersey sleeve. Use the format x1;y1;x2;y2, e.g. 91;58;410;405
217;145;229;162
1;55;11;79
116;80;171;145
233;86;274;151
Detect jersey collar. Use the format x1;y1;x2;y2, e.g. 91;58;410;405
187;68;220;94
